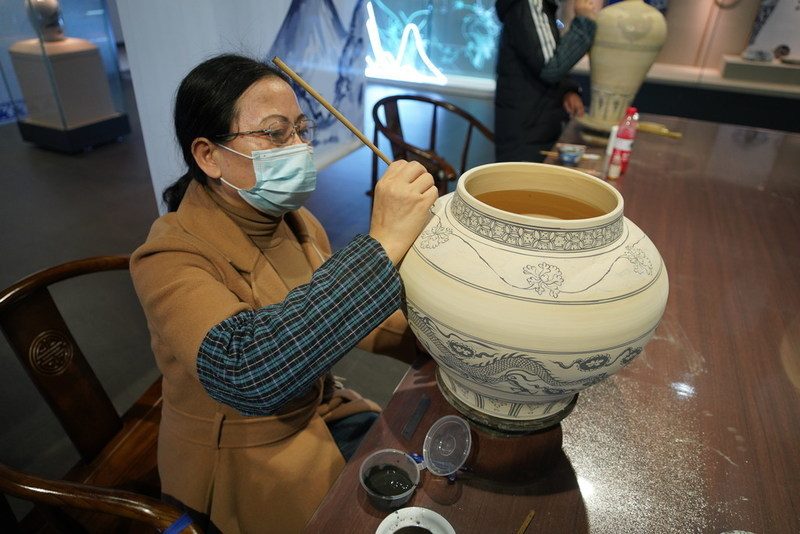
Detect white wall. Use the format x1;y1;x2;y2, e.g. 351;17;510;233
117;0;365;213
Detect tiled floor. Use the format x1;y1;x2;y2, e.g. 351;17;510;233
0;70;495;516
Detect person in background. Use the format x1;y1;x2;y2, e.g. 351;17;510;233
494;0;600;162
131;54;436;534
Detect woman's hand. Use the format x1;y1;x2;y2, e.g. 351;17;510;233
575;0;600;20
369;160;437;265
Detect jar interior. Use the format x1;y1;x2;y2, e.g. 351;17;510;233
465;166;619;220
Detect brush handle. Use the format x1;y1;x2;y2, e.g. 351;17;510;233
272;56;392;165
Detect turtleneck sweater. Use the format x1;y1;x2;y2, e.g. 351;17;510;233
206;186;313;291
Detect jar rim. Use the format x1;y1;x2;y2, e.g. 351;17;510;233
457;162;624;232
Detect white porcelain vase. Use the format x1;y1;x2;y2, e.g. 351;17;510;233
585;0;667;130
399;163;668;433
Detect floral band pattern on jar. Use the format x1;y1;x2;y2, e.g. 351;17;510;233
450;193;624;252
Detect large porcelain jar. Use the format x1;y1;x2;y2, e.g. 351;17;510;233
583;0;667;130
399;163;668;433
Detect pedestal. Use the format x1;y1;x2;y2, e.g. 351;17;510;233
9;37;130;152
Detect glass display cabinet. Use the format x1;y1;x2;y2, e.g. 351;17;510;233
0;0;129;152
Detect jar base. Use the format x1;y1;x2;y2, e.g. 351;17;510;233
435;367;578;435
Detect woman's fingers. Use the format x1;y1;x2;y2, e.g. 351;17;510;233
387;160;437;194
369;160;440;265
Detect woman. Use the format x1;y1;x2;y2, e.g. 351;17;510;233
131;54;436;533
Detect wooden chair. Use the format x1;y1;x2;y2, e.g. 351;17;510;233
370;94;495;198
0;256;199;533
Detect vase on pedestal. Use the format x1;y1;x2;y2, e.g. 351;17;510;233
580;0;667;132
399;163;669;433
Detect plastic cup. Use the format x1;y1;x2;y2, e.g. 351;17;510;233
359;448;420;511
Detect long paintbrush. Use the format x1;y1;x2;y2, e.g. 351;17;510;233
272;56;392;165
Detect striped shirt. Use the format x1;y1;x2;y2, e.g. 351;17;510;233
197;234;402;416
527;0;596;85
529;0;558;63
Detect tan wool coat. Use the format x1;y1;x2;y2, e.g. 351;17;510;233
131;181;414;533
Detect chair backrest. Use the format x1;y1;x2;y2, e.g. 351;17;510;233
0;256;187;531
0;256;130;462
371;94;495;197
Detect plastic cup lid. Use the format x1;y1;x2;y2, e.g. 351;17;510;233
422;415;472;476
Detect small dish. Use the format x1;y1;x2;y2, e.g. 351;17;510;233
557;143;586;166
375;506;456;534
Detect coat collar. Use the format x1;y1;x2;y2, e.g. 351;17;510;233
175;180;315;274
175;181;261;273
177;180;323;273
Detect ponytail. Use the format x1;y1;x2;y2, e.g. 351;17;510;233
162;172;206;213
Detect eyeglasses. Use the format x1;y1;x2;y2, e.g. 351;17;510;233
214;118;316;146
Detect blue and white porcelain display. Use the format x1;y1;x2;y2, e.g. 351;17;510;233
399;163;669;433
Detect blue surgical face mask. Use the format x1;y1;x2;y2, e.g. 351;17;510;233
216;143;316;217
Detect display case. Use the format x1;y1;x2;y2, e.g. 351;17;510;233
0;0;129;152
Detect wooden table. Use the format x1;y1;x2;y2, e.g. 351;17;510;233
306;115;800;533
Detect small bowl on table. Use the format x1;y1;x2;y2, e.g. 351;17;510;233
557;144;586;166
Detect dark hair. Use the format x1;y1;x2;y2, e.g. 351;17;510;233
162;54;289;212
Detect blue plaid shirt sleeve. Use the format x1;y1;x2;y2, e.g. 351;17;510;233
196;234;404;416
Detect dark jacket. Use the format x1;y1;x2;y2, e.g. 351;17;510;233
494;0;596;162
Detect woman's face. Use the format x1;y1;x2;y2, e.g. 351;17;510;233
211;77;306;207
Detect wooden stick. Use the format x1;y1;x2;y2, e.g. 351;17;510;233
638;121;683;139
539;150;600;160
272;56;392;165
515;509;536;534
